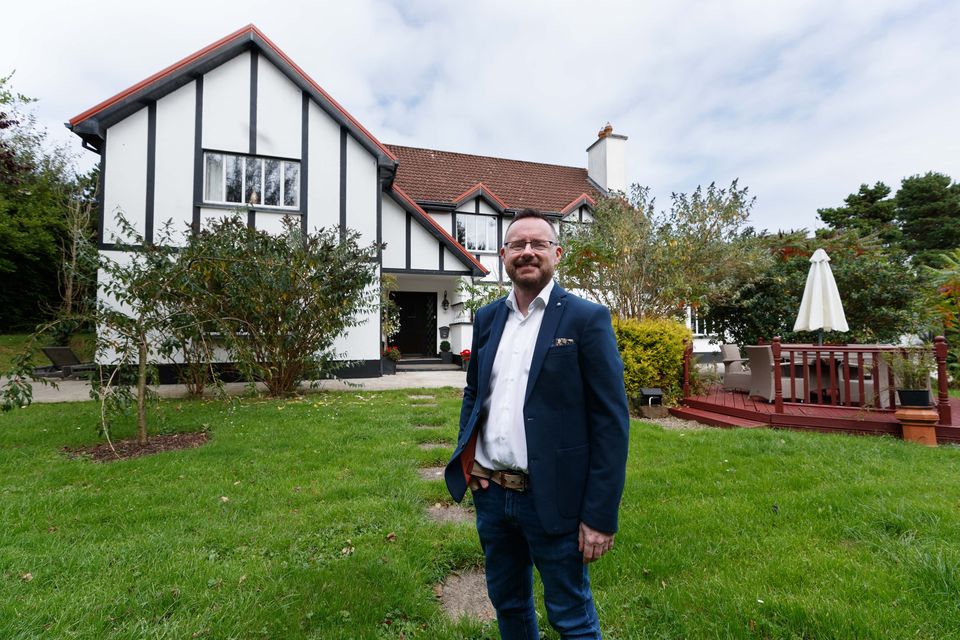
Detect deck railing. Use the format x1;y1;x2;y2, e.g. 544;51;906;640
683;336;952;425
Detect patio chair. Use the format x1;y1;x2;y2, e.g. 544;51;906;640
720;344;751;392
837;352;895;408
36;346;96;379
746;345;806;402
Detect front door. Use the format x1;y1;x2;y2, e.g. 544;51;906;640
392;291;437;357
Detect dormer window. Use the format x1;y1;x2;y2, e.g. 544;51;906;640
456;214;498;253
203;151;300;209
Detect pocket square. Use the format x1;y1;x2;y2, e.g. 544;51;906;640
554;337;576;347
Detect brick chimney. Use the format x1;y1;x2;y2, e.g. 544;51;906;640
586;122;627;194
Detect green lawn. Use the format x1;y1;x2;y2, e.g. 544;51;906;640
2;390;959;639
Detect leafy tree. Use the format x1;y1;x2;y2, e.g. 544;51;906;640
817;181;901;246
457;279;508;316
94;214;215;444
704;230;929;346
184;215;377;397
380;274;401;347
924;249;960;384
0;73;83;331
895;172;960;266
560;181;767;319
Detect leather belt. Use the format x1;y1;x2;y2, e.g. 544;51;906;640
471;462;529;492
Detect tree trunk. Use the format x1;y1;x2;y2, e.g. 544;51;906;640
137;330;148;445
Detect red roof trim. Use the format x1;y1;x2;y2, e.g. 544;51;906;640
68;24;397;163
560;193;596;215
392;185;489;274
452;182;509;211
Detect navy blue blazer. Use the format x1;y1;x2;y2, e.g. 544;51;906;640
444;284;630;535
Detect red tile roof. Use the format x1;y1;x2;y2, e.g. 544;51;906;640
385;145;600;213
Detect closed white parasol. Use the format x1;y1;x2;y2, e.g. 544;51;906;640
793;248;849;342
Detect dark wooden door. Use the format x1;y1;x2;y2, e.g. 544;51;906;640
392;291;437;357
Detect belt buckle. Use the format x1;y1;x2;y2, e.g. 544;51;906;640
502;472;526;492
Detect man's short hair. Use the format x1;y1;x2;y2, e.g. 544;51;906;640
506;209;558;243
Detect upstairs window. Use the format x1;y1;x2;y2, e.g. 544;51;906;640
203;152;300;209
456;214;498;252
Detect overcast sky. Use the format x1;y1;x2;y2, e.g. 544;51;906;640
6;0;959;233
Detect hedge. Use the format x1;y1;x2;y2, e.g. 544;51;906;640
613;317;691;410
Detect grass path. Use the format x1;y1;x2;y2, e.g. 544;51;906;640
2;389;959;638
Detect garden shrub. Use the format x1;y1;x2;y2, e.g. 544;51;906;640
613;317;692;410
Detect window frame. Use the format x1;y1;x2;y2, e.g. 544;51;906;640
202;150;301;211
455;213;500;254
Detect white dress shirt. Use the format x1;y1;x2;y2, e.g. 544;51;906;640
474;280;555;473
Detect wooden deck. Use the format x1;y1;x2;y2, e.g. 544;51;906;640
672;386;960;444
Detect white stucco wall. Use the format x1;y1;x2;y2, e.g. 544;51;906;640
199;207;241;228
345;135;377;245
154;81;196;245
477;199;498;216
381;197;406;269
256;60;302;159
103;107;149;241
410;220;439;270
428;211;451;235
442;247;462;273
307;102;341;232
256;211;295;235
202;52;250;152
332;275;381;361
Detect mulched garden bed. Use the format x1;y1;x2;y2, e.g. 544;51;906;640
63;431;209;462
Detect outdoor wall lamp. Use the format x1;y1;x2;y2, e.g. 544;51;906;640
442;290;450;311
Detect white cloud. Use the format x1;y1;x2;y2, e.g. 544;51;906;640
4;0;959;232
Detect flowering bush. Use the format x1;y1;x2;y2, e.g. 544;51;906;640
460;349;471;361
382;346;401;362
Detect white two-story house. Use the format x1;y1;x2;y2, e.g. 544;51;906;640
68;25;656;377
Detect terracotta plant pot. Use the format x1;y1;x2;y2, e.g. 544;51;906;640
895;407;938;447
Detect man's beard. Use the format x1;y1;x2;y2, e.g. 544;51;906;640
507;256;553;293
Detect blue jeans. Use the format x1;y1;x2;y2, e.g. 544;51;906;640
472;482;601;639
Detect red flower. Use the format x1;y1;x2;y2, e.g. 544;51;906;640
460;349;471;360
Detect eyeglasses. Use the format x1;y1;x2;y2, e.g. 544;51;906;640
503;239;558;253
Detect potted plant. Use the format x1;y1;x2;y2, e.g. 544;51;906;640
459;348;471;371
382;345;401;375
439;340;452;364
885;347;935;407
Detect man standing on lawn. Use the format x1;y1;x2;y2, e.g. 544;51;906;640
444;209;630;639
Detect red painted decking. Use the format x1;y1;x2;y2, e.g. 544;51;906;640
673;386;960;444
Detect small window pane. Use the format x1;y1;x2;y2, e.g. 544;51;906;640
245;157;263;205
225;155;243;203
204;153;223;201
264;159;281;206
283;162;299;207
486;217;498;249
456;220;466;246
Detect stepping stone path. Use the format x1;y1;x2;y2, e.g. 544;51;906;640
436;569;496;622
416;455;492;623
408;394;438;407
416;466;445;480
418;442;449;450
426;502;473;524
